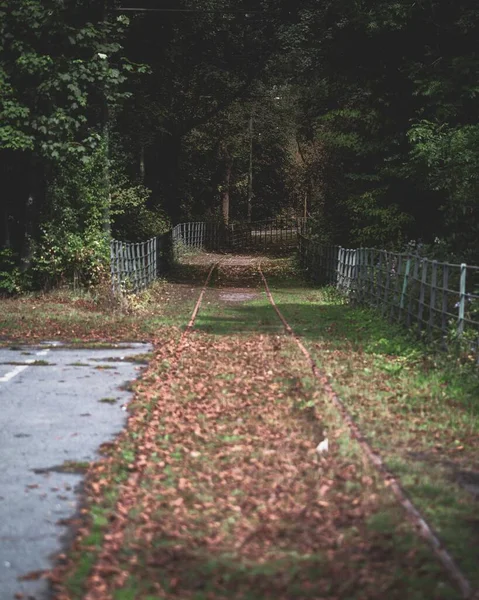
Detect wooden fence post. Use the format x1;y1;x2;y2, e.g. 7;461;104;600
407;256;419;327
357;248;364;303
390;253;403;321
376;251;383;307
337;247;343;290
110;241;117;293
382;252;391;317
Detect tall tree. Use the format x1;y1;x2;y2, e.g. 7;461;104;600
115;0;292;222
0;0;131;259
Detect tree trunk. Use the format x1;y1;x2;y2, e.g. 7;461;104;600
19;153;44;271
221;159;232;226
247;114;253;222
102;102;111;236
20;191;35;271
100;0;111;236
139;143;145;183
2;207;11;249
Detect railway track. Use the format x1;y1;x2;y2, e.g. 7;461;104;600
55;256;475;600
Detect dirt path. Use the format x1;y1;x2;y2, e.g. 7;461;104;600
52;256;471;600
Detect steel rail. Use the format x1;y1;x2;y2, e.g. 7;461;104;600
258;263;475;600
78;260;220;600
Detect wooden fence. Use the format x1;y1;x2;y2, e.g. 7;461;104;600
298;235;479;350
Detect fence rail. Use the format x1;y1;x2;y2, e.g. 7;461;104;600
298;235;479;351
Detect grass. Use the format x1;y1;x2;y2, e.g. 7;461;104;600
0;270;212;343
264;260;479;588
98;397;118;404
1;359;53;366
60;349;172;599
5;253;472;599
52;255;471;599
33;460;91;475
59;460;91;474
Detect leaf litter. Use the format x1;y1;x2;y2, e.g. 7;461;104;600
51;257;463;600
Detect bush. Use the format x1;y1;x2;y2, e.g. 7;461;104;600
0;249;24;295
111;182;170;242
31;227;109;290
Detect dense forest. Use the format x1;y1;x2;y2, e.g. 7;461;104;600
1;0;478;290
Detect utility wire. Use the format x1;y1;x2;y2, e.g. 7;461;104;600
113;8;271;13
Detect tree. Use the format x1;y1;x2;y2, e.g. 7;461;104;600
115;0;293;222
282;0;479;255
0;0;132;263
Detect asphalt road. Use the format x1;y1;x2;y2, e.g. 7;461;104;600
0;342;152;600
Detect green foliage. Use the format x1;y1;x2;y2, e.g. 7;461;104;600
2;0;478;277
345;190;412;248
0;249;23;294
408;121;479;260
47;148;109;233
0;0;133;159
0;0;147;284
30;149;110;288
116;0;291;222
111;181;170;242
285;0;479;256
31;226;109;289
178;92;297;222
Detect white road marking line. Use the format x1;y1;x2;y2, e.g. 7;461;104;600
0;349;50;383
0;364;31;383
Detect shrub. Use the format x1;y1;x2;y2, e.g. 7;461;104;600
0;249;24;295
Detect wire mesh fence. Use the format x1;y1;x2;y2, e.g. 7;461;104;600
229;218;309;249
172;218;309;254
298;235;479;354
171;222;228;255
111;218;309;292
110;233;172;293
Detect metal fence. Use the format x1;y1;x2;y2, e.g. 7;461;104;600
111;218;309;292
298;235;479;349
229;218;308;249
110;233;172;292
171;222;227;254
172;218;309;253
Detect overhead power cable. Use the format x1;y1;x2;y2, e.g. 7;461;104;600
113;8;271;13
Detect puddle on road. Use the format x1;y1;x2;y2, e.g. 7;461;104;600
219;290;258;302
